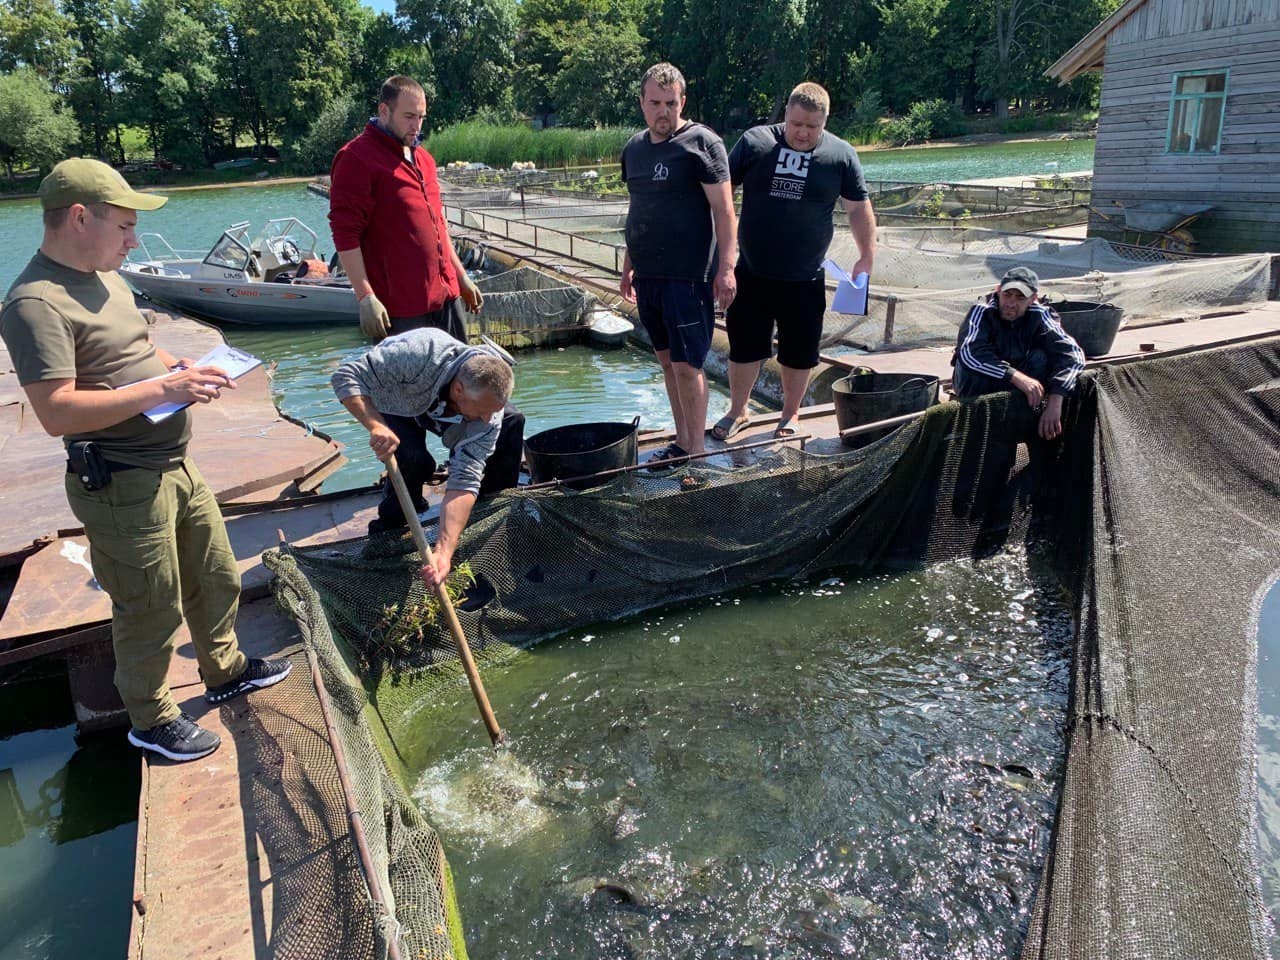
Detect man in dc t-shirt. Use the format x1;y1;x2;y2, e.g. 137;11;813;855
711;82;877;442
620;62;738;467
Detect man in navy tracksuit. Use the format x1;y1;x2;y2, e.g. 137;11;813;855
952;266;1085;440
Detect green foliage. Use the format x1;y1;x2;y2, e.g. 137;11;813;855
426;122;631;168
0;0;76;78
918;189;945;217
291;92;367;175
0;67;80;176
116;0;219;163
875;0;949;112
229;0;362;147
549;20;646;127
830;88;884;144
367;563;477;668
883;98;965;146
909;98;965;138
0;0;1112;174
399;0;519;129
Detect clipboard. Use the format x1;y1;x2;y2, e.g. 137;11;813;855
125;344;263;423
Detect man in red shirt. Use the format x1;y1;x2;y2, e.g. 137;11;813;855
329;75;483;341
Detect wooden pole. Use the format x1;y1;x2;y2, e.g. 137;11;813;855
385;455;505;746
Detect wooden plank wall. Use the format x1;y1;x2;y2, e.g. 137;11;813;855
1088;0;1280;253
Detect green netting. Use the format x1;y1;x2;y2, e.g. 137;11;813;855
263;336;1280;958
467;266;595;349
264;553;469;960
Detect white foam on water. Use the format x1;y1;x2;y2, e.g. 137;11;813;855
412;748;549;845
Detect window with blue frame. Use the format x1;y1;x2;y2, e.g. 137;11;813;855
1166;70;1228;154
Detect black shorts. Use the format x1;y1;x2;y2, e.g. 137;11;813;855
633;278;716;368
724;265;827;369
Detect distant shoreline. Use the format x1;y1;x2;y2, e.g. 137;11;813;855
1;132;1093;201
0;174;318;204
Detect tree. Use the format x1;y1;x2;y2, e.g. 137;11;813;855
399;0;518;128
874;0;951;112
351;12;436;110
0;0;76;79
292;91;367;174
0;68;80;176
63;0;125;160
978;0;1047;117
228;0;359;148
514;0;651;125
550;20;647;126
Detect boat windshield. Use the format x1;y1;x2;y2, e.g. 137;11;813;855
203;224;252;272
255;219;320;260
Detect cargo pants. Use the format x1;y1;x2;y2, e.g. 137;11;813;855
64;458;246;731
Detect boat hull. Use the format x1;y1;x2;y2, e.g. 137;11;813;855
123;268;357;326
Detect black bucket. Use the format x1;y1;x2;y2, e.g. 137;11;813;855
524;417;639;489
1048;300;1124;358
832;369;940;448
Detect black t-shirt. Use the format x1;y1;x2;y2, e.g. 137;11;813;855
621;122;730;282
729;124;869;282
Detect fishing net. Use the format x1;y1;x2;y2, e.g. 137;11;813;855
464;266;595;349
258;555;470;960
868;181;1089;232
821;226;1274;351
263;335;1280;959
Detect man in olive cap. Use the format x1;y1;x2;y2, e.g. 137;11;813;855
951;265;1085;440
0;158;291;763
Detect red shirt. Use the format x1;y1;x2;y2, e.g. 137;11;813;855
329;122;459;316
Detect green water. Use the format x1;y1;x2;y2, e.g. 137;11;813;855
858;138;1094;185
404;548;1073;958
225;327;712;492
0;667;139;959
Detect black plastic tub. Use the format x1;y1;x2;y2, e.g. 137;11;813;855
524;418;639;489
832;369;940;448
1048;300;1124;358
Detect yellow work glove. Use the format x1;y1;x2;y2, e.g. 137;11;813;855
459;275;484;313
358;293;391;340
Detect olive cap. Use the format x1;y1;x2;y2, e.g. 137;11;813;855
38;158;168;212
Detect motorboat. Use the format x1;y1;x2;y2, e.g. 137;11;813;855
121;219;358;325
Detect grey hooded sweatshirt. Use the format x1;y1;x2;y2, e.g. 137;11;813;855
331;327;505;495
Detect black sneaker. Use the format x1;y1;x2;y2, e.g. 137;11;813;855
127;712;221;762
205;657;293;705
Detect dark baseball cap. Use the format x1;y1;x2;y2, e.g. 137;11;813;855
38;158;168;212
999;266;1039;297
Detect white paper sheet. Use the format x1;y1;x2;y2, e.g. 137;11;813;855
127;344;263;424
821;259;870;316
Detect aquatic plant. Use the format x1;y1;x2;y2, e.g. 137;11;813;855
368;562;478;662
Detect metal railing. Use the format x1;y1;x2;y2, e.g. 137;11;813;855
443;201;626;273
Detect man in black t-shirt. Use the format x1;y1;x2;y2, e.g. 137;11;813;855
711;82;877;441
621;62;738;466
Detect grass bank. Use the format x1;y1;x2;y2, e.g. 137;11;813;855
425;123;632;169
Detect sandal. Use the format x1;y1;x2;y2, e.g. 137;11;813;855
773;420;799;439
709;413;751;441
646;442;688;471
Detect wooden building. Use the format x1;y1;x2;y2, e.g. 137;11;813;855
1048;0;1280;254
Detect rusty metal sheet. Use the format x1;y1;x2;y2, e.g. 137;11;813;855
0;538;109;642
0;311;346;562
0;489;380;642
